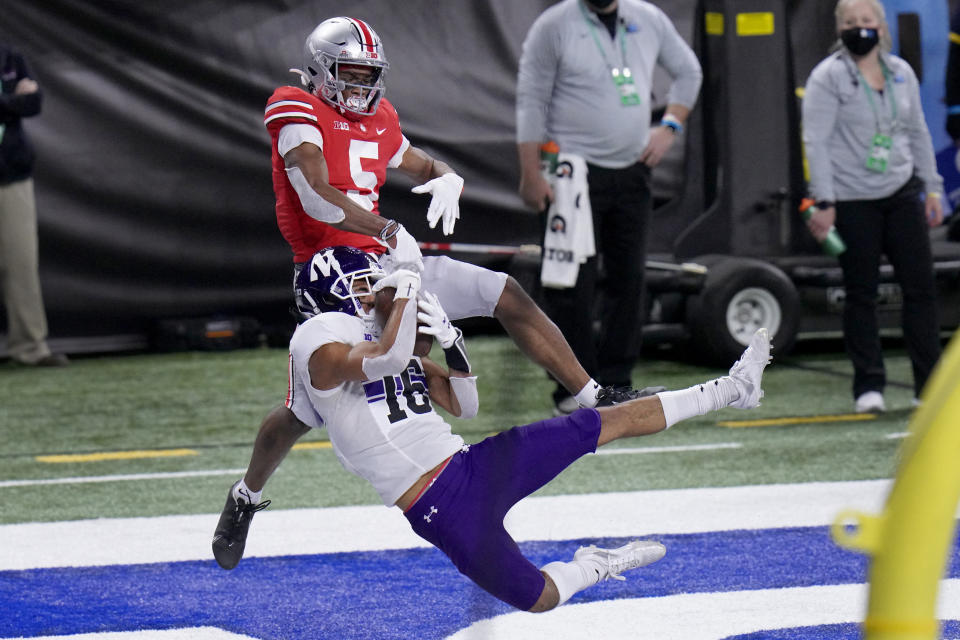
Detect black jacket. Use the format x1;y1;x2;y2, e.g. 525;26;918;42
0;46;42;185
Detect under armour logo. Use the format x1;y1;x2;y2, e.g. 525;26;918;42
423;506;438;523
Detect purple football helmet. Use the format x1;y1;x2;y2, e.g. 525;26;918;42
295;246;385;319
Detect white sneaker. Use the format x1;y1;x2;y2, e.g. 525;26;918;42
855;391;885;413
574;540;666;582
727;328;772;409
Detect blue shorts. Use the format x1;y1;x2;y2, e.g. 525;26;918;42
404;408;602;611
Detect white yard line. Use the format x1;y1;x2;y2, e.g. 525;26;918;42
0;469;247;488
594;443;742;455
0;479;899;571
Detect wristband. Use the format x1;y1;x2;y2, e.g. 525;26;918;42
378;219;400;242
660;114;683;135
442;327;471;374
927;192;941;199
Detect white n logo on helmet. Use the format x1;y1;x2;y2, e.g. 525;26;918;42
310;251;341;282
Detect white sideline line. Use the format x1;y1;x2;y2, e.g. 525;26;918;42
594;443;742;455
0;469;247;488
0;480;900;571
885;432;910;440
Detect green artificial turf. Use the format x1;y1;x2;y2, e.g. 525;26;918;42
0;336;923;524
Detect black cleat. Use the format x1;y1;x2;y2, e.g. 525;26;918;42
595;385;666;406
212;481;270;570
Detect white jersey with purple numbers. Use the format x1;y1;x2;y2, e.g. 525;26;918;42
286;312;465;506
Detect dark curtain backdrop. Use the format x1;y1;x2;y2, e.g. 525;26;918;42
1;0;832;345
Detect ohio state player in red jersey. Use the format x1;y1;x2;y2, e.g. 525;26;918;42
265;79;408;261
212;16;664;571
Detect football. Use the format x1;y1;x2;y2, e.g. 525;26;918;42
374;287;395;327
414;328;434;356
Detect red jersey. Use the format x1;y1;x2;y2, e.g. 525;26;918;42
264;86;407;262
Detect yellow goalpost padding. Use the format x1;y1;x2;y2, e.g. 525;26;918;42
832;331;960;639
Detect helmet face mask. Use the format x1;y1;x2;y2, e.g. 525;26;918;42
296;246;385;321
298;17;389;119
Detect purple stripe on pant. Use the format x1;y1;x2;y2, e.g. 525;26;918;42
404;408;602;611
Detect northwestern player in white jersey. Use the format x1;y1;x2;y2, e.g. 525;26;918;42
212;15;669;569
214;246;773;612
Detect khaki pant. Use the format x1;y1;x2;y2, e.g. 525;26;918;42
0;178;51;363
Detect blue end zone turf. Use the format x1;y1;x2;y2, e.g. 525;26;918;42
1;526;958;639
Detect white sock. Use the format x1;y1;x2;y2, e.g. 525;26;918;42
574;379;602;408
656;377;740;428
541;559;598;607
233;479;262;505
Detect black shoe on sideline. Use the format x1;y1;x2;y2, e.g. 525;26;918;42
595;385;666;407
212;481;271;570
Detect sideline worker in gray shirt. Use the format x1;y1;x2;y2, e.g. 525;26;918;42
801;0;943;414
515;0;701;415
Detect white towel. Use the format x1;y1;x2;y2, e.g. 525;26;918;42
540;153;595;289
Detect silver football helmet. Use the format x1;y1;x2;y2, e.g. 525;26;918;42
292;17;389;118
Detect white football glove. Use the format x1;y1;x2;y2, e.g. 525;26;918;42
374;224;424;273
372;268;421;300
411;173;463;236
416;291;459;348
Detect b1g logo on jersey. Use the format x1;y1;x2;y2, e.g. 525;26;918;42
362;359;432;424
334;121;350;131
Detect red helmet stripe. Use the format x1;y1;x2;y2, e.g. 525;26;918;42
349;18;375;51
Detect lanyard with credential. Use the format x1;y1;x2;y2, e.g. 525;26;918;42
579;2;640;106
857;63;898;134
857;63;897;173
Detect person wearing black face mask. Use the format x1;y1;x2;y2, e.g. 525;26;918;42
840;26;880;57
801;0;944;414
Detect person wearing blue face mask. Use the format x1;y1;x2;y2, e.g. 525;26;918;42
801;0;944;414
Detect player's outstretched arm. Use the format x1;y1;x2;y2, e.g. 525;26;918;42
286;142;423;267
284;142;393;238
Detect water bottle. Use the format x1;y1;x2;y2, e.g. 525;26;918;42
540;140;559;176
799;198;846;257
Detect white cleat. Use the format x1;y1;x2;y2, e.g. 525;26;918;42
574;540;667;583
727;327;772;409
